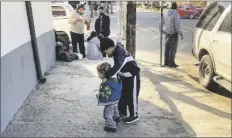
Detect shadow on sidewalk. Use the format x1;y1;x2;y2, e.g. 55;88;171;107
143;69;231;120
187;74;232;99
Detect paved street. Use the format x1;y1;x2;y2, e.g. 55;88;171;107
2;10;231;137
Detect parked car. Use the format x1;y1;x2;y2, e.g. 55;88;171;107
177;4;200;19
195;5;205;15
192;2;231;92
51;3;91;41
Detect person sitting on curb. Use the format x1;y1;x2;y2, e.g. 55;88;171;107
96;62;122;132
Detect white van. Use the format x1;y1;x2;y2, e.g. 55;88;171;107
192;2;231;91
51;3;91;42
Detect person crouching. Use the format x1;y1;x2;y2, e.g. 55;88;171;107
86;31;103;60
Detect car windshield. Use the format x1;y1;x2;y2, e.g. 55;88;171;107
219;2;231;8
52;6;67;17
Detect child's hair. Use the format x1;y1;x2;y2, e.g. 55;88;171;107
97;62;111;75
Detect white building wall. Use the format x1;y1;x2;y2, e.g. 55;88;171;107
1;2;31;57
31;2;54;37
1;2;55;133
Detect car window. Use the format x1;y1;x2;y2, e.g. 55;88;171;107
178;5;182;9
195;2;225;31
52;6;67;17
219;11;232;34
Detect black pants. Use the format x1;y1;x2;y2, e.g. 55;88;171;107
118;73;140;117
164;34;179;65
70;32;86;57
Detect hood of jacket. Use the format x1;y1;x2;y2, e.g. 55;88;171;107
105;78;122;92
88;36;99;43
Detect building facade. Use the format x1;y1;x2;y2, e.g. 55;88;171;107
1;2;56;133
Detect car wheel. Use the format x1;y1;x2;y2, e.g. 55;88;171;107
199;55;214;89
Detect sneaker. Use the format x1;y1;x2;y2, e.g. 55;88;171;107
113;117;121;123
104;126;116;132
169;63;179;68
164;63;169;66
123;116;139;124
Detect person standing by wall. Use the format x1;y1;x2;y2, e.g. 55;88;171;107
68;4;90;58
159;2;183;67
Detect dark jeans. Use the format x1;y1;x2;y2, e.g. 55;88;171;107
70;32;86;57
164;34;179;65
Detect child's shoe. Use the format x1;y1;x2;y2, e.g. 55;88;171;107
104;126;116;132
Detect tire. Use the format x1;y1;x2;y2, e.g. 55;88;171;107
189;14;194;19
199;55;214;89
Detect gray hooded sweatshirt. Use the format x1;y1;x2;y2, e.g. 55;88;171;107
159;9;183;36
86;37;103;60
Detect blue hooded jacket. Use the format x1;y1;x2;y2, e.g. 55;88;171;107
98;77;122;104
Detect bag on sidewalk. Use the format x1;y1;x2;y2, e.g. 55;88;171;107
56;41;83;62
58;52;73;62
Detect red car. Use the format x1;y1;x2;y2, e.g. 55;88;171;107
177;4;201;19
195;5;204;15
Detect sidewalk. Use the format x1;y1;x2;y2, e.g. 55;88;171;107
2;58;190;137
2;58;231;137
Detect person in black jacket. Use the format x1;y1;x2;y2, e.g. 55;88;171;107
95;6;110;38
95;6;110;57
100;38;141;124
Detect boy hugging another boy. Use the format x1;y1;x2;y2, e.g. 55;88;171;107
96;62;122;132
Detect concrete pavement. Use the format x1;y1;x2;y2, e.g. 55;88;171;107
2;59;190;137
2;58;231;137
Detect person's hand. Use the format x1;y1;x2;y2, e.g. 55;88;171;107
99;33;104;38
180;34;184;40
96;93;100;99
76;19;82;22
102;78;107;83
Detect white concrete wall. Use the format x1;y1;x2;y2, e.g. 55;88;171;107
1;2;31;57
31;2;54;37
1;1;55;133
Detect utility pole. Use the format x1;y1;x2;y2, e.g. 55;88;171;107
126;1;136;58
160;1;163;67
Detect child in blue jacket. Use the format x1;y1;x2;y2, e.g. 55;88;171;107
96;62;122;132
